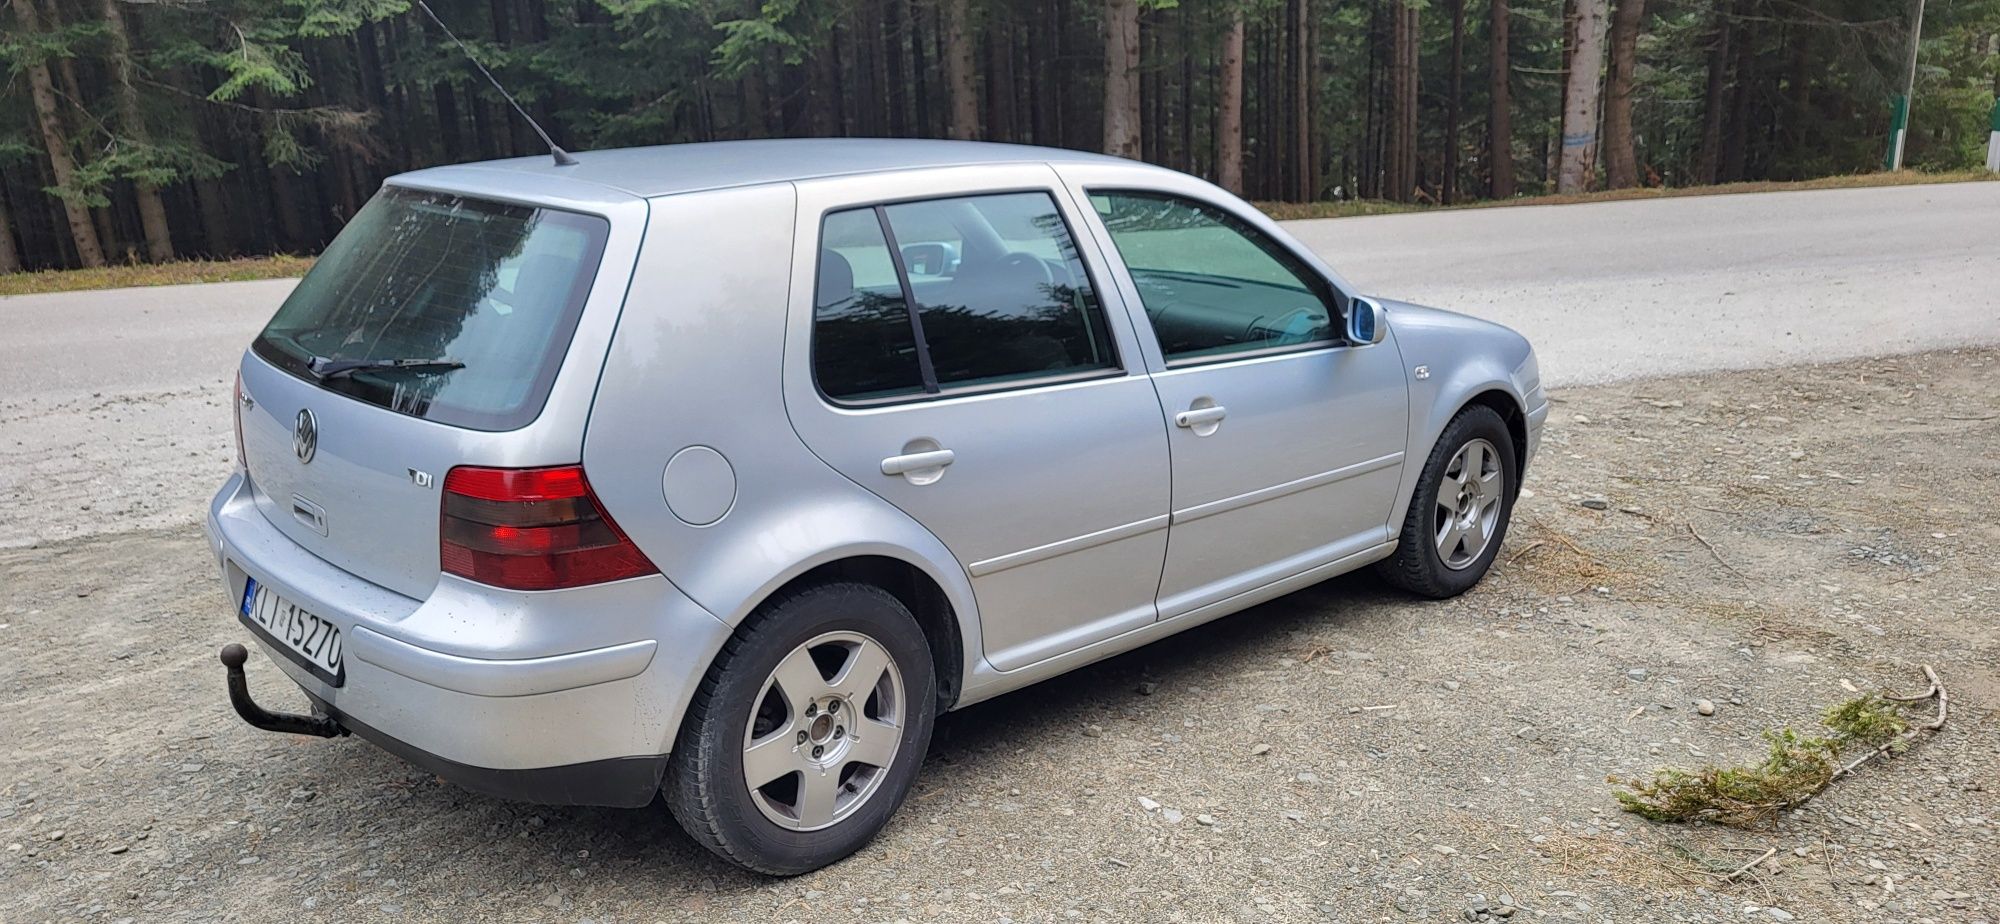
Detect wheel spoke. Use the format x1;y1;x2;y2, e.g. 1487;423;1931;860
1435;519;1463;561
831;641;891;702
1435;483;1461;512
742;732;800;789
1462;507;1490;555
767;645;829;707
1462;441;1485;479
794;767;841;829
844;716;900;769
1475;466;1502;496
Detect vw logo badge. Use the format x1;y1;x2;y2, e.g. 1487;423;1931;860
294;408;318;464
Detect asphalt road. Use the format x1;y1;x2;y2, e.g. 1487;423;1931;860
2;181;1997;547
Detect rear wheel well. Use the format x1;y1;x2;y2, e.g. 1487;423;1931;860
751;557;962;712
1463;389;1527;482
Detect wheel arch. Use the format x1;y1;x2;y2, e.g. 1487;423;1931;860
1387;369;1531;536
1460;388;1529;482
736;554;966;713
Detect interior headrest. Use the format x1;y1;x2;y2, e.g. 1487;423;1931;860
816;249;855;306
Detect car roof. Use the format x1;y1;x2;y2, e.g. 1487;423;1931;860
392;138;1146;199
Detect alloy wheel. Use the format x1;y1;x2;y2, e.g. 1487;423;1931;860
1434;437;1504;571
742;631;905;831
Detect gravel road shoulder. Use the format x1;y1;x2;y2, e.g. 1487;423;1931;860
3;350;1995;923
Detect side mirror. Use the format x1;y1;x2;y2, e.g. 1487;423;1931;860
1347;297;1387;345
900;242;958;276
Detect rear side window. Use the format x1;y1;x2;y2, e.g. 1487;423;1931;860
812;191;1117;403
252;188;609;431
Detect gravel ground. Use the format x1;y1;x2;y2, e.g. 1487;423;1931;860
2;349;1996;924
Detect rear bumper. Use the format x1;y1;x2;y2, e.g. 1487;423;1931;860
205;470;732;807
311;696;669;807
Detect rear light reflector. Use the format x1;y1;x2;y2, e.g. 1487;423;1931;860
441;465;657;590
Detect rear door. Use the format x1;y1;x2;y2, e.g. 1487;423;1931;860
237;182;640;600
1064;176;1409;620
782;166;1172;672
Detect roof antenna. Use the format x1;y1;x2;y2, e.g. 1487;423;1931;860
415;0;578;166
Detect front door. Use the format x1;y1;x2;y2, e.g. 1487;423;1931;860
783;168;1172;672
1076;185;1409;619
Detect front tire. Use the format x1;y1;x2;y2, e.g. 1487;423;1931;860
1376;404;1518;599
665;582;937;875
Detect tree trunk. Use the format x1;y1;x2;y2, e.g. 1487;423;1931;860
1217;9;1245;194
1102;0;1141;157
0;185;21;274
941;0;979;139
1556;0;1608;193
1444;0;1465;203
99;0;174;261
1386;0;1419;202
1489;0;1516;198
1293;0;1313;200
1719;0;1754;182
12;0;104;267
1603;0;1645;188
1696;0;1731;184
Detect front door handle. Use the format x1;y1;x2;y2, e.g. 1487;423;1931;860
881;448;956;478
1174;405;1228;428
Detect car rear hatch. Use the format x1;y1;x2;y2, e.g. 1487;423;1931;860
235;178;647;601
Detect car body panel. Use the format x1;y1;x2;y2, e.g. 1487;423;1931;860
1052;161;1408;618
1372;299;1544;529
781;165;1174;673
233;174;649;601
576;181;991;706
206;470;732;775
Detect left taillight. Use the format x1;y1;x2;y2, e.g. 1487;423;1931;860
232;370;247;469
440;464;658;591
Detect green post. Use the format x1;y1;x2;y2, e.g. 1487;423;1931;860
1884;95;1911;171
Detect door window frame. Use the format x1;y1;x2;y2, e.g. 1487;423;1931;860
806;184;1133;409
1082;187;1356;371
1048;162;1367;375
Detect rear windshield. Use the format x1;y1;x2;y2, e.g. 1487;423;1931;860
253;188;610;431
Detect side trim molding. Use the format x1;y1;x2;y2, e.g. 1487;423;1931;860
1171;451;1404;525
967;514;1171;578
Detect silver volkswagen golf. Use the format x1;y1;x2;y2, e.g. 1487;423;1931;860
208;138;1545;874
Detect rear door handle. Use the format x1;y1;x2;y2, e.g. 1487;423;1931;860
1174;406;1228;428
880;448;956;477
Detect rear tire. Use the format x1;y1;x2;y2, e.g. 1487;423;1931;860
1375;404;1518;599
665;582;936;875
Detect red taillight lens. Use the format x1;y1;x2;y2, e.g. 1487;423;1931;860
440;465;657;590
233;371;247;470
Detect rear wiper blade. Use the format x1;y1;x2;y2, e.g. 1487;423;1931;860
307;357;466;380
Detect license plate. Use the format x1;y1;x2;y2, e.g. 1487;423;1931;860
240;578;345;685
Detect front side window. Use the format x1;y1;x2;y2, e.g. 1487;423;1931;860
812;191;1118;403
253;188;609;431
1091;191;1342;364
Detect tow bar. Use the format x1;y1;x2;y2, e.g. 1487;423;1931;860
219;643;348;738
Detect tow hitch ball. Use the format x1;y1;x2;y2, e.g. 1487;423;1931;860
219;643;348;739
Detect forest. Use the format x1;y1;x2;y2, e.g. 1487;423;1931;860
2;0;1997;272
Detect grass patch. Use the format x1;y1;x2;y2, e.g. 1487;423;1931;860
1610;693;1914;828
0;255;313;298
1257;169;1998;222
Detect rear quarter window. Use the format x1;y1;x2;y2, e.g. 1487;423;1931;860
253;188;610;431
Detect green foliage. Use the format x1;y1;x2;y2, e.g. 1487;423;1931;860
1611;692;1919;828
1822;693;1910;749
